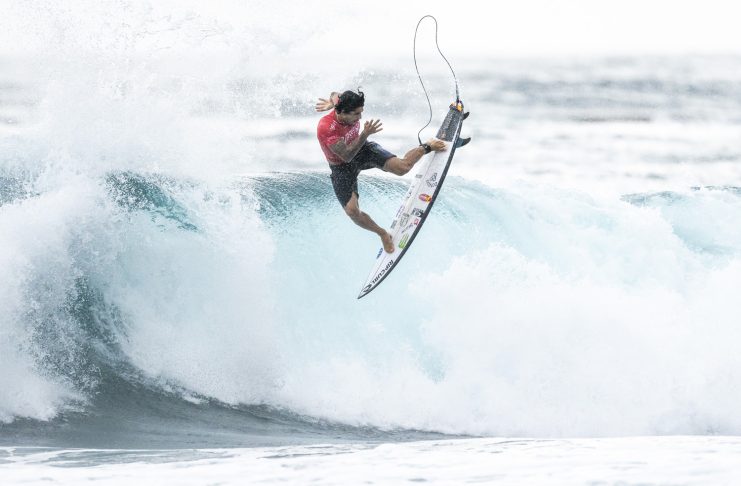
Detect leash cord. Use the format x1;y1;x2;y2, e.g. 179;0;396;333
413;14;460;145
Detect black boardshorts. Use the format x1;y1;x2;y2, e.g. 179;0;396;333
329;142;396;207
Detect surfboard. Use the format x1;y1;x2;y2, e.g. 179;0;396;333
357;101;470;299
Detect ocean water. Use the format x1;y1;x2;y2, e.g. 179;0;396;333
2;2;741;484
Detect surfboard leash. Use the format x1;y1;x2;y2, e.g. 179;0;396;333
413;14;460;145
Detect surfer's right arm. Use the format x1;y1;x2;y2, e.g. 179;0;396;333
329;119;383;163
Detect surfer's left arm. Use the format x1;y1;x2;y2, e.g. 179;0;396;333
315;92;341;112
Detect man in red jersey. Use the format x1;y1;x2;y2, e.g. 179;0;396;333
316;89;445;253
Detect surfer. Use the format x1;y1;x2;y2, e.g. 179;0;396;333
316;89;445;253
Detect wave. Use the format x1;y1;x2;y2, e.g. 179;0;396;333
2;170;741;446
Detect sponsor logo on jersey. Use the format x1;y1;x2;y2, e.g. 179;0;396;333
419;193;432;202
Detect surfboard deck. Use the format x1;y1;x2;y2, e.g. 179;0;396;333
357;101;469;299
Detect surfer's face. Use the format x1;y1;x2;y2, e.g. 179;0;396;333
337;106;363;124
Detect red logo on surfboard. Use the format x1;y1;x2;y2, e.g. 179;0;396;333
419;194;432;202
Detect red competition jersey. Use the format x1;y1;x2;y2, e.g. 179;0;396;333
317;111;360;165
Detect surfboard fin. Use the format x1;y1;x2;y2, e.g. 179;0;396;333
455;136;471;148
462;111;470;120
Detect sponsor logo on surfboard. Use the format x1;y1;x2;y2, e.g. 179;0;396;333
412;208;424;217
419;194;432;202
398;234;410;249
426;173;438;188
415;174;423;179
399;213;410;227
414;218;420;225
376;248;383;258
369;260;394;287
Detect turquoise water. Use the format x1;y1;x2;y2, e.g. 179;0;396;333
2;2;741;459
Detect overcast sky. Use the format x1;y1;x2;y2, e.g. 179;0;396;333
2;0;740;59
301;0;741;57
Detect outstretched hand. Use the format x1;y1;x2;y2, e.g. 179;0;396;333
315;92;341;112
362;119;383;136
315;98;334;112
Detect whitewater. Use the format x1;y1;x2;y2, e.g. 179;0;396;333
2;1;741;484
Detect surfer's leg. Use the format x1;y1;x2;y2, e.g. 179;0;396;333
344;193;394;253
383;145;428;175
355;142;400;175
384;140;448;175
330;161;394;254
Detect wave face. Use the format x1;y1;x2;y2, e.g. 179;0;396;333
2;168;741;446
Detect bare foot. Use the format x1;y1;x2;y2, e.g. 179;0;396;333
381;231;394;253
425;139;447;152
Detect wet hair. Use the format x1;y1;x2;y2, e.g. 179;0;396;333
335;89;365;114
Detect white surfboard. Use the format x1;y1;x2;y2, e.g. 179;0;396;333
358;100;469;299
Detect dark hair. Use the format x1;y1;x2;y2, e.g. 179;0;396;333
335;89;364;113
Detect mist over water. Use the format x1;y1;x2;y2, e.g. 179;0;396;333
2;1;741;448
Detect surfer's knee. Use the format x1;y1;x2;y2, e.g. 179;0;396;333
396;159;414;175
383;157;411;176
343;196;361;219
344;206;361;219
